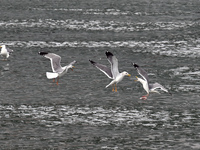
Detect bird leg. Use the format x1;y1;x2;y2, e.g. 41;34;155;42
112;84;115;92
56;77;59;85
53;78;55;82
71;66;74;71
115;84;117;92
140;93;149;100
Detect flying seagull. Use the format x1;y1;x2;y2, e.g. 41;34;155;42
39;52;76;85
89;51;131;92
133;63;170;100
0;45;14;60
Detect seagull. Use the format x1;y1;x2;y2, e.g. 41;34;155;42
0;45;14;60
39;52;76;85
89;51;131;92
133;63;170;100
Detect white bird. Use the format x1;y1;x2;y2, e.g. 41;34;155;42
39;52;76;85
89;51;131;92
133;63;170;100
0;45;14;60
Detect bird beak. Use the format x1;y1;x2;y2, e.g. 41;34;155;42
135;76;138;82
71;66;75;71
127;74;131;77
0;46;2;48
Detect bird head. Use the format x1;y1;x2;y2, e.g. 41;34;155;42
123;71;131;77
0;45;5;49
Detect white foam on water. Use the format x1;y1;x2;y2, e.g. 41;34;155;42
32;8;132;16
168;66;200;92
32;8;195;17
177;85;200;92
183;71;200;75
0;105;198;129
0;105;172;127
1;39;200;58
170;66;200;79
0;19;196;32
170;67;190;74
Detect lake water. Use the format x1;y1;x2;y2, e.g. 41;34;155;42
0;0;200;149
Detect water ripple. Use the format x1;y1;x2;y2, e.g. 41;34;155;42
0;105;199;128
32;8;197;17
0;19;197;32
33;8;132;16
168;66;200;92
1;40;200;58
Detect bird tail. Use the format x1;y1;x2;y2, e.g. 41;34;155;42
46;72;59;79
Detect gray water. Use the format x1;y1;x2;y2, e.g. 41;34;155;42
0;0;200;149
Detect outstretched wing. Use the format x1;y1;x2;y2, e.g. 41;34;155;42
7;47;14;53
68;60;77;66
133;63;149;83
89;60;113;79
39;52;62;72
106;51;119;79
149;82;169;93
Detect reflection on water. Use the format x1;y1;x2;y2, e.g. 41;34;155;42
0;63;9;77
2;63;9;71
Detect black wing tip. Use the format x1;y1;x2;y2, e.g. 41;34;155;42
105;51;113;57
38;51;48;55
89;59;96;65
168;91;172;96
132;63;139;68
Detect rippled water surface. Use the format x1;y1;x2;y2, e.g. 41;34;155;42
0;0;200;149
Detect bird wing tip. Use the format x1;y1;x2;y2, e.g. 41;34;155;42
39;52;48;56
